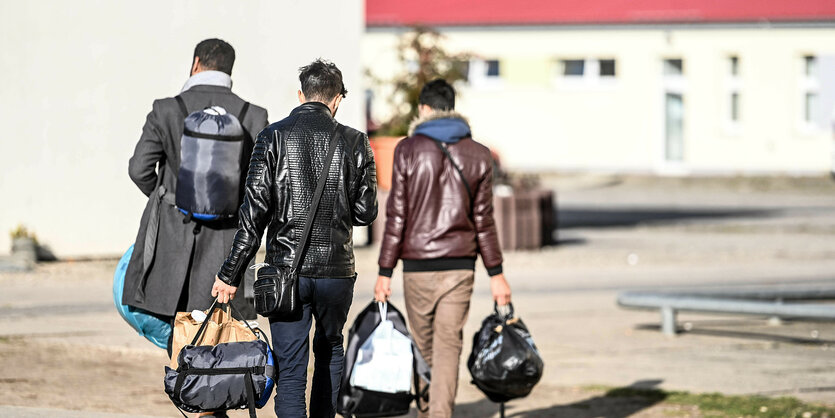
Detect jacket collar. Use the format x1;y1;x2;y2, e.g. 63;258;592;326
291;101;334;118
181;70;233;93
408;110;470;137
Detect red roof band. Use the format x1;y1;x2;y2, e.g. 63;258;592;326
367;0;835;27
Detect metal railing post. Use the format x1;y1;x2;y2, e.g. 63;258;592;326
661;306;677;336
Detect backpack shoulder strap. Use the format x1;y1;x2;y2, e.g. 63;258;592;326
174;95;188;118
238;102;250;123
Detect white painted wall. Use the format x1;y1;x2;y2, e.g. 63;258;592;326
0;0;364;257
363;25;835;174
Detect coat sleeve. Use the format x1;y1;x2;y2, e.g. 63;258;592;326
351;133;378;226
128;100;166;196
377;141;408;277
217;128;276;286
473;159;504;276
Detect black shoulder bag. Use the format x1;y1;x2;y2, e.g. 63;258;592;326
253;125;341;318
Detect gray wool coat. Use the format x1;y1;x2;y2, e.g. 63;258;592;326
124;84;268;318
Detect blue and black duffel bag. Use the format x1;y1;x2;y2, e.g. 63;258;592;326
164;300;275;417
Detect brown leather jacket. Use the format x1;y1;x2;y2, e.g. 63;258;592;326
378;112;503;277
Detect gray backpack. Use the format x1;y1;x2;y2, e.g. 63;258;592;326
174;95;250;221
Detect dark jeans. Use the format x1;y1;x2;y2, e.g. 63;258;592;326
269;276;356;418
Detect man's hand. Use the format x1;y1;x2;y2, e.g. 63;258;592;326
490;273;512;306
211;276;238;304
374;275;392;302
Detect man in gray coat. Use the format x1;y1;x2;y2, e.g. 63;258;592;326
124;39;268;330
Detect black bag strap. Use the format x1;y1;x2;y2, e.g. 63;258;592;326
433;140;474;217
189;298;261;346
175;95;189;117
291;124;341;272
238;101;250;123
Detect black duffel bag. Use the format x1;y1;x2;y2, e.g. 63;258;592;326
164;300;275;417
467;303;544;403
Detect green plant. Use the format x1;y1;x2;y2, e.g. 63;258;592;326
368;27;470;136
9;224;37;243
597;386;835;417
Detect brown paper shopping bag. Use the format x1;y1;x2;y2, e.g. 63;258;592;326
169;302;257;369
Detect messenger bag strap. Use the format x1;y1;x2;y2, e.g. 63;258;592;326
432;140;474;218
290;124;341;272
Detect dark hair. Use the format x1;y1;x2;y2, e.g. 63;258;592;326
298;59;348;102
419;79;455;111
193;39;235;75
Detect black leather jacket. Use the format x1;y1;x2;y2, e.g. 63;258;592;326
217;102;377;286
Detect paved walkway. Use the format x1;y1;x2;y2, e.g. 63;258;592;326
2;175;835;416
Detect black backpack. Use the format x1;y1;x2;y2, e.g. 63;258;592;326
338;301;431;417
174;96;250;221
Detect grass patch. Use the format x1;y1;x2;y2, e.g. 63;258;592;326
593;386;835;417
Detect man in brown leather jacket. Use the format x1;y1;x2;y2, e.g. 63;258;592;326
375;79;511;417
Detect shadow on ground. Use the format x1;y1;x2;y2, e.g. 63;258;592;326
557;207;776;229
456;380;667;418
635;322;835;346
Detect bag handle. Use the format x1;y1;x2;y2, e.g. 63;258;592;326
494;302;515;321
377;301;388;322
433;140;474;218
189;298;261;346
290;124;342;272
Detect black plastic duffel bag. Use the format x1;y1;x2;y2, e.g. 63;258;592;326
164;300;275;417
467;303;544;403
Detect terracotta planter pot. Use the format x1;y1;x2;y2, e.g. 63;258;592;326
369;136;404;191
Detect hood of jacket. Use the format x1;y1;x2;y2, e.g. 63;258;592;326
408;110;471;143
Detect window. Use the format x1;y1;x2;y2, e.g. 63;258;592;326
725;56;741;130
729;56;739;76
730;92;739;122
485;60;500;77
800;55;820;130
599;59;616;77
665;93;684;162
663;59;683;76
805;92;818;123
804;55;817;77
468;59;503;87
561;59;584;76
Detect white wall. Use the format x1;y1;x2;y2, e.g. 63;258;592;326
0;0;364;257
363;25;835;174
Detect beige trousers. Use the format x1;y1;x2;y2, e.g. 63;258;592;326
403;270;475;418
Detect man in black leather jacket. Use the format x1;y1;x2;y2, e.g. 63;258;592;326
212;59;377;418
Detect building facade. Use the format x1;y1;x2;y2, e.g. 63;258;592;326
0;1;364;256
364;0;835;174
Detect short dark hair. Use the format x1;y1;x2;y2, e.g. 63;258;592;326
298;59;348;102
193;39;235;75
419;79;455;111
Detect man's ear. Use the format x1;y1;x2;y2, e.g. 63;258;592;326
331;95;343;112
298;90;306;104
418;104;434;117
190;57;200;76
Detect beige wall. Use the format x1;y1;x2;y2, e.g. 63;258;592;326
0;0;364;256
363;25;835;174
